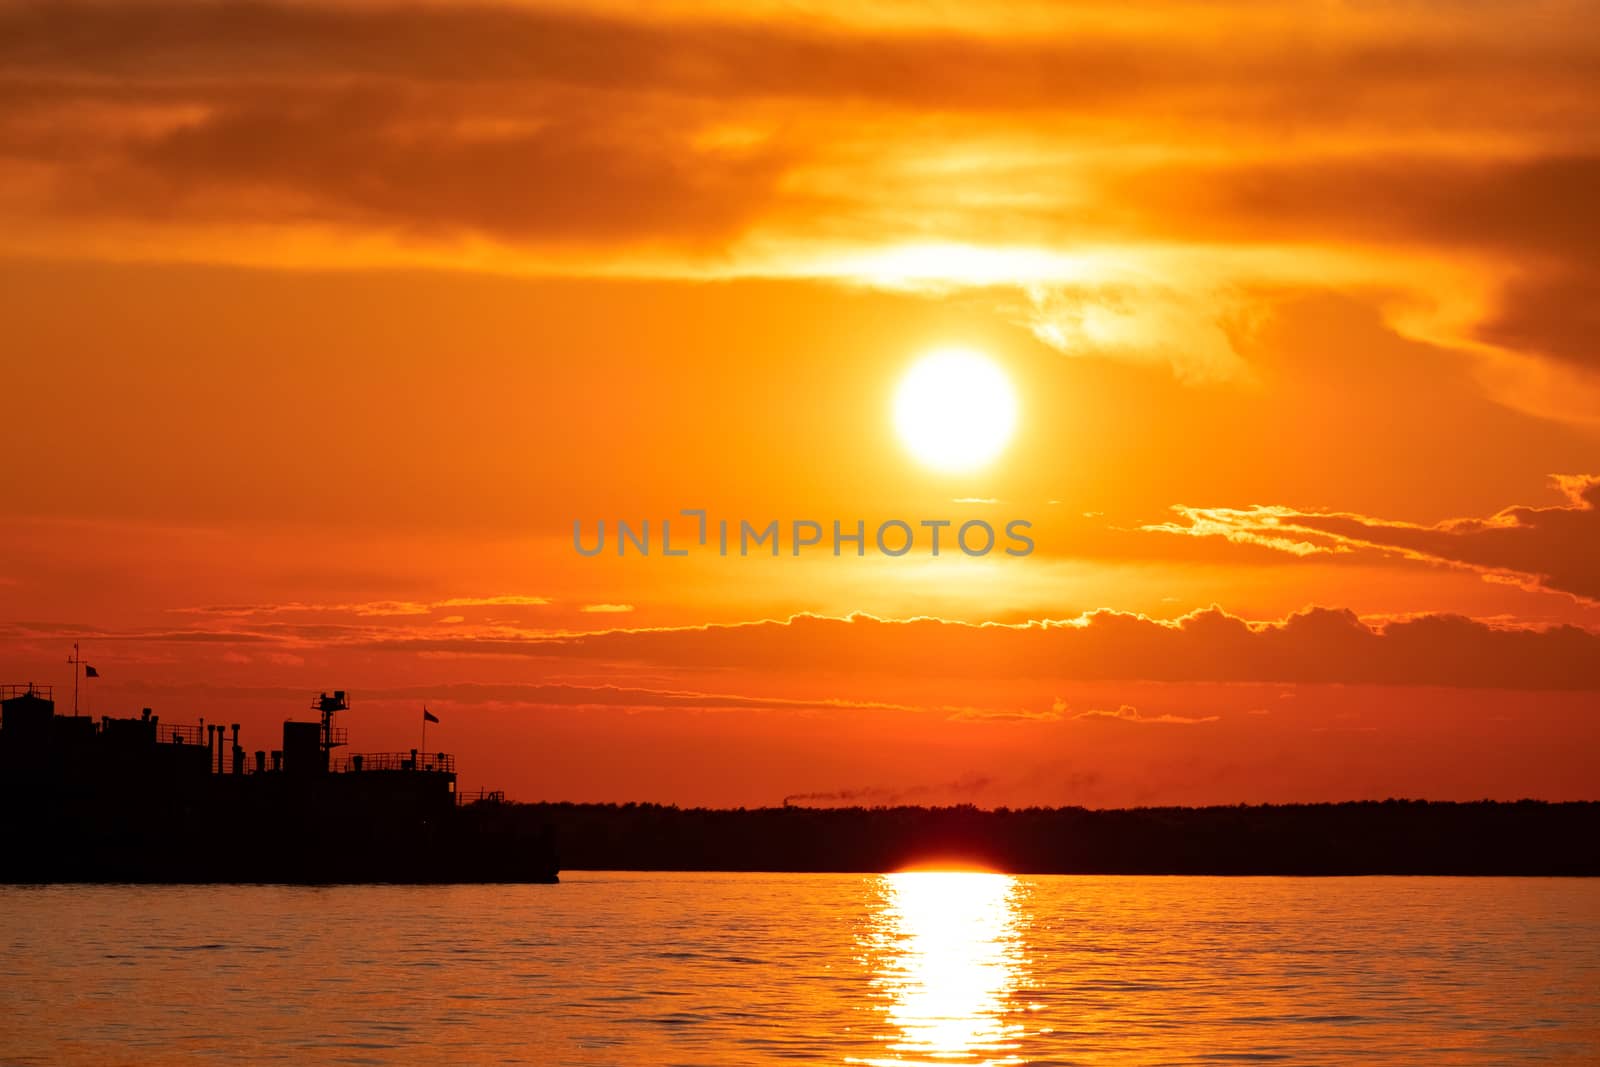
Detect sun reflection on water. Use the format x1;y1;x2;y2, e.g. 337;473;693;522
854;871;1029;1066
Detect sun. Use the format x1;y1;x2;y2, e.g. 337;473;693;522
893;348;1018;473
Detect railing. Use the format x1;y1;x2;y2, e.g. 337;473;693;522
1;683;53;701
458;789;506;806
325;727;350;747
335;751;455;774
157;723;205;745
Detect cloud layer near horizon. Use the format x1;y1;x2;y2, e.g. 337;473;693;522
8;603;1598;691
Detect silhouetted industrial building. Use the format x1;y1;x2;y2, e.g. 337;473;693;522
0;684;553;883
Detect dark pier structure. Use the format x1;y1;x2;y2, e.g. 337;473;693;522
0;684;557;883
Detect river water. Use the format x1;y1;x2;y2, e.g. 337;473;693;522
2;874;1597;1064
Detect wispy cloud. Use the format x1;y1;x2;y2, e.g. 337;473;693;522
173;593;553;618
1148;474;1600;603
1069;703;1219;725
946;705;1064;723
1025;277;1254;384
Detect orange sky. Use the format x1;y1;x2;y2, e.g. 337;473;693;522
1;0;1597;806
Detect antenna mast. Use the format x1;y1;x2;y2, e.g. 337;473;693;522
314;690;350;762
67;642;81;717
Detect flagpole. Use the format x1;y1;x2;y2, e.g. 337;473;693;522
421;707;427;758
71;642;80;717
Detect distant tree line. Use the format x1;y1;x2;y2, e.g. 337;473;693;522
508;800;1600;876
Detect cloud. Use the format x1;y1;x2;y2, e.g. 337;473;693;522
0;6;1594;256
1149;474;1600;603
6;2;1589;112
946;705;1064;723
353;605;1600;690
581;603;636;614
1025;277;1253;384
1125;155;1600;264
1069;703;1219;725
24;596;1600;691
0;0;1595;404
434;595;554;608
110;89;787;248
398;681;934;714
1111;153;1600;375
1478;268;1600;371
173;594;552;617
73;679;942;716
0;622;280;644
24;599;1600;691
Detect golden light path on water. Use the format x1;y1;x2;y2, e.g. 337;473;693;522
853;871;1033;1066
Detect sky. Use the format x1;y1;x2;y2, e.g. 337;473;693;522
1;0;1597;807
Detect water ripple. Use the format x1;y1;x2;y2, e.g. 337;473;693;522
1;875;1596;1065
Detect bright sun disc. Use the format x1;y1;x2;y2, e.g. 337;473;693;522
894;348;1018;473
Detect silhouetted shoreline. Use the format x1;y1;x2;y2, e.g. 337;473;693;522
531;799;1599;876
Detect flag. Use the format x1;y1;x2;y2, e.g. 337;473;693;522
84;665;99;678
423;707;439;723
